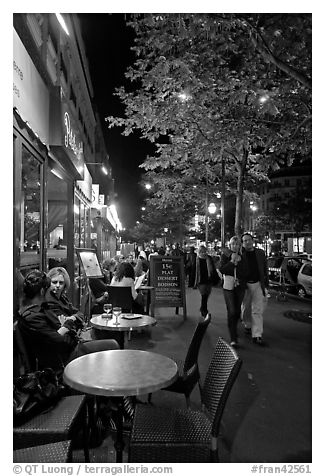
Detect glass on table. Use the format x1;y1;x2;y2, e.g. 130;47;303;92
112;306;122;326
103;303;112;320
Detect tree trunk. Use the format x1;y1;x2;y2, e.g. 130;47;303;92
234;148;248;237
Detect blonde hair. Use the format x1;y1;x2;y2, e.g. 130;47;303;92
229;235;240;244
47;267;71;291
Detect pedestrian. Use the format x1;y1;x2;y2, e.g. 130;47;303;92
240;232;269;345
219;236;247;347
185;246;197;287
194;245;218;317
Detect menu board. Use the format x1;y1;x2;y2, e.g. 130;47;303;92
149;256;187;319
75;248;103;278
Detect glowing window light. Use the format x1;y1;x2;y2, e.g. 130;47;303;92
55;14;69;36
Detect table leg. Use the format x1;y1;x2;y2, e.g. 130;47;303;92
114;397;125;463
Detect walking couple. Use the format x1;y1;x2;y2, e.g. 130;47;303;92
220;233;269;347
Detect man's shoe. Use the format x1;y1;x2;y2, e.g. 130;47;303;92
252;337;264;346
244;327;251;335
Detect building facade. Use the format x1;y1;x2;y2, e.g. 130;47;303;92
13;13;120;312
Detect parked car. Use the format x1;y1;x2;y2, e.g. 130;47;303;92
297;262;312;297
267;255;311;294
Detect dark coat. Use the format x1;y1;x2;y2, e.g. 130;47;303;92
18;302;78;370
219;251;247;287
45;290;84;321
194;255;218;286
241;248;269;295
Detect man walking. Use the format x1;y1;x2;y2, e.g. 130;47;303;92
241;233;269;345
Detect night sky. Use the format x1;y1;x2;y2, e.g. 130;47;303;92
78;13;154;229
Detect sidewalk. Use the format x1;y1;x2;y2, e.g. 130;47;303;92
74;285;312;463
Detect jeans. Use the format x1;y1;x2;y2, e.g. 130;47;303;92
198;284;212;316
223;286;246;342
241;282;267;338
69;338;120;362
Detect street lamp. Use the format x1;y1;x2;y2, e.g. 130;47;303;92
205;202;216;246
250;201;258;232
145;183;152;190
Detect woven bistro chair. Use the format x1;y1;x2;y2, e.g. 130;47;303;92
13;321;90;462
148;313;211;407
13;394;90;462
107;286;133;312
13;440;72;463
128;337;242;463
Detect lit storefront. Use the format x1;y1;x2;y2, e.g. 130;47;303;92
13;28;50;300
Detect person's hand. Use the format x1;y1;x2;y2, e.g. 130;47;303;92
231;253;241;265
62;319;77;331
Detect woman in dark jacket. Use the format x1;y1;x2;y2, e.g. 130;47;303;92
18;270;119;371
45;267;85;321
219;236;247;347
194;245;218;317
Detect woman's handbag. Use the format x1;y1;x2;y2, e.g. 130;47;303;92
13;368;64;425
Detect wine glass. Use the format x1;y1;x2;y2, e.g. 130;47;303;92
113;306;122;326
103;303;112;320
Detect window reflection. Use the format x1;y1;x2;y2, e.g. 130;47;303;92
20;146;41;269
47;170;68;269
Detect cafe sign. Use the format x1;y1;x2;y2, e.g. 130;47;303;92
64;111;83;158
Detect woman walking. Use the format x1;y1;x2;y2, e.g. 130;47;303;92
194;245;218;317
220;236;247;347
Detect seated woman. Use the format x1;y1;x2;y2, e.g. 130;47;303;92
18;270;119;371
102;258;117;284
45;267;84;322
110;262;144;314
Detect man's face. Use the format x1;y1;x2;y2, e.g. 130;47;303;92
242;234;254;251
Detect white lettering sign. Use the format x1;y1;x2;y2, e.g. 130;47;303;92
64;112;83;158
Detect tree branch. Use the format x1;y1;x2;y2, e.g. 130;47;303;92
241;18;311;90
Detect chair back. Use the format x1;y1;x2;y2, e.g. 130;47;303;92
107;286;133;312
13;320;34;374
183;313;211;373
202;337;242;437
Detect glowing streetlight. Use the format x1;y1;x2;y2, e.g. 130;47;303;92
141;207;146;211
205;202;217;245
145;183;152;190
177;92;192;103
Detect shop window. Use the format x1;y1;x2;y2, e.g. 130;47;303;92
20;146;41;270
47;170;68;270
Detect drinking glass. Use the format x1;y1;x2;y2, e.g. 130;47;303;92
113;306;122;326
103;303;112;320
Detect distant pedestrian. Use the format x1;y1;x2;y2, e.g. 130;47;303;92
185;246;197;287
220;236;246;347
241;233;269;345
194;245;217;317
171;243;184;257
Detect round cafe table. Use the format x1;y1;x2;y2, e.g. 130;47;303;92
90;313;157;349
63;349;178;462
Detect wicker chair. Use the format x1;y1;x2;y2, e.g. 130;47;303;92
148;313;211;407
13;321;90;462
13;394;90;461
107;286;133;312
128;337;242;463
13;440;72;463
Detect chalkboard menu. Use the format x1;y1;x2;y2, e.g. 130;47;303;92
149;255;187;319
